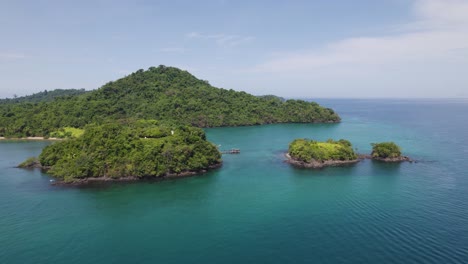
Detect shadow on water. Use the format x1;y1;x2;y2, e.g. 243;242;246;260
288;161;361;178
57;170;219;191
58;168;221;193
369;160;403;176
78;170;218;197
22;169;224;220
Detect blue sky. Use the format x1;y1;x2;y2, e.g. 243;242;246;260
1;0;467;98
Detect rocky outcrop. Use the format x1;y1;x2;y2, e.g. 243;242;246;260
372;156;413;162
359;154;413;162
17;157;43;169
285;153;414;169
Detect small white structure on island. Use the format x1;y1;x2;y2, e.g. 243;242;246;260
171;130;174;135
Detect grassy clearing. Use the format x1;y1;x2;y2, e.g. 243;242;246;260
289;139;357;162
50;127;85;138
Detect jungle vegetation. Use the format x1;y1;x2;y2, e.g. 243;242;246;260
38;119;222;182
288;139;358;162
371;142;402;159
0;66;340;137
0;89;88;104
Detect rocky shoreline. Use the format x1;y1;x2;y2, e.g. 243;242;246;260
0;137;61;141
372;156;413;162
18;160;222;186
358;154;413;162
285;153;413;169
55;164;223;186
285;153;361;169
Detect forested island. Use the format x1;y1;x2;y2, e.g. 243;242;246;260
286;139;359;168
19;120;222;183
0;65;339;138
370;142;412;162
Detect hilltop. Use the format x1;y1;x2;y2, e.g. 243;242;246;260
0;66;340;137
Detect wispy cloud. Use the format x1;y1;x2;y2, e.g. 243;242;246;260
252;0;468;73
0;52;26;60
186;32;254;47
159;47;186;53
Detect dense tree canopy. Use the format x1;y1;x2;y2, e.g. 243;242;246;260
0;66;340;137
288;139;357;162
38;119;222;182
371;142;402;158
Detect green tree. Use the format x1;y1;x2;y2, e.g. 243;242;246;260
371;142;402;158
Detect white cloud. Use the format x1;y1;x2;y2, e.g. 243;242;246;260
186;31;254;47
415;0;468;27
252;0;468;73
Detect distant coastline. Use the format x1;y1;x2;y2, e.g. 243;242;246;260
0;137;61;141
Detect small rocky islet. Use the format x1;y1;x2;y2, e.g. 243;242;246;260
286;139;360;168
286;139;412;169
369;142;412;162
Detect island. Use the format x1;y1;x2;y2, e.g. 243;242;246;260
0;65;340;138
286;139;359;168
19;120;222;184
370;142;412;162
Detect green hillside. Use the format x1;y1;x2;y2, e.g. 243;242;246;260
0;66;340;137
37;120;221;182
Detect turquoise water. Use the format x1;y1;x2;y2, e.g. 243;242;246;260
1;99;467;263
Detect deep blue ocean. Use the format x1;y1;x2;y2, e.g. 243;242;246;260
1;99;467;263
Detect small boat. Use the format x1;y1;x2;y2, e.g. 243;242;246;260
221;149;240;154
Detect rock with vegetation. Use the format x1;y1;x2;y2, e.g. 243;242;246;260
286;139;359;168
17;157;42;169
21;119;222;183
0;65;340;138
371;142;411;162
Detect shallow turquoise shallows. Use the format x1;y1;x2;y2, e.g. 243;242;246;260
1;99;468;264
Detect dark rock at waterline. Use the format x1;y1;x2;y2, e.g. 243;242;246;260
17;157;42;169
43;163;222;186
285;153;414;169
372;156;413;163
359;154;413;163
285;153;361;169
